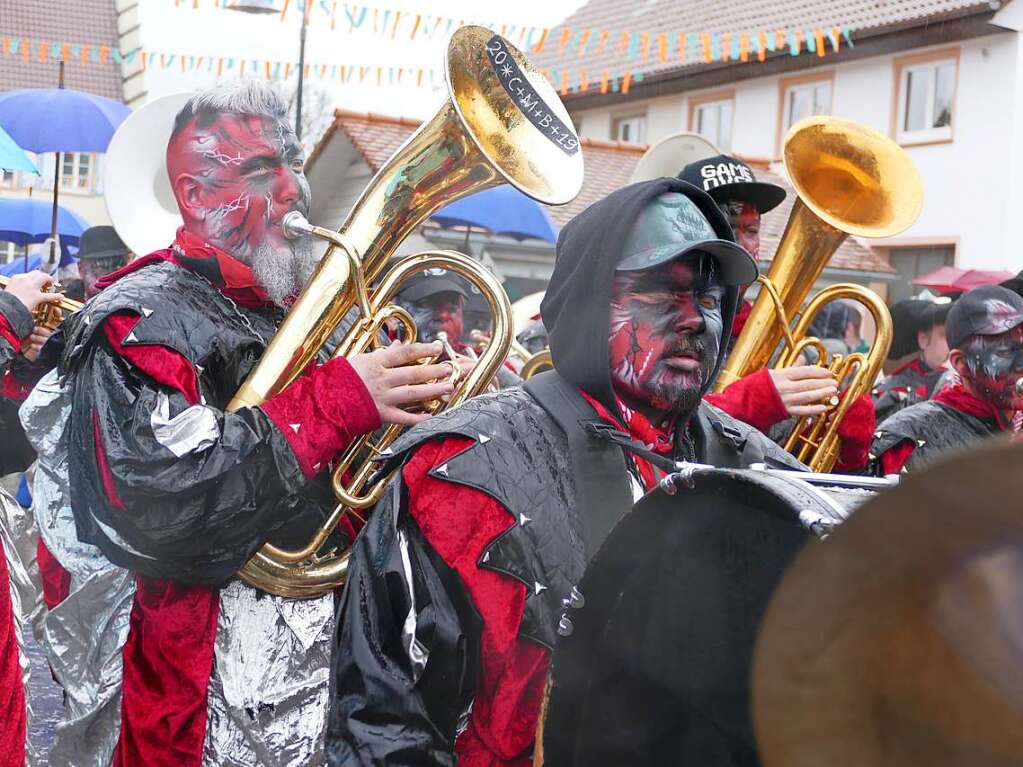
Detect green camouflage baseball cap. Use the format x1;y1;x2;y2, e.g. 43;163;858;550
616;191;758;285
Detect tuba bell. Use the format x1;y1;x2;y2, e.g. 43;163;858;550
715;116;923;471
228;26;584;598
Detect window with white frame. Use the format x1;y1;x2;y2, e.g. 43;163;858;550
782;79;832;133
61;152;95;191
897;57;956;144
612;114;647;144
692;98;734;152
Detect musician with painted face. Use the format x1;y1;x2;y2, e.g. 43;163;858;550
327;180;806;765
680;154;875;469
872;285;1023;474
19;81;457;767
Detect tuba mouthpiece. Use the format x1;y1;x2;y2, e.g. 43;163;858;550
282;211;314;240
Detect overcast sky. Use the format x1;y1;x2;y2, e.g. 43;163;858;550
139;0;584;142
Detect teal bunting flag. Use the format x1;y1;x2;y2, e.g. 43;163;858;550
788;31;799;55
842;27;854;47
626;31;639;60
806;29;816;53
710;32;721;61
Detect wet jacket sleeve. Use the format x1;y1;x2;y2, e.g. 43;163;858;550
67;313;381;583
0;292;32;378
327;476;481;767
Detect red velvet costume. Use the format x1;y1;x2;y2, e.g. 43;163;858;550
0;297;32;767
24;232;380;767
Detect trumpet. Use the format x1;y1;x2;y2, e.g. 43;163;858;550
0;275;82;331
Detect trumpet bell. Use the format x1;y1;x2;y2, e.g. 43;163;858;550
104;93;190;257
784;116;923;239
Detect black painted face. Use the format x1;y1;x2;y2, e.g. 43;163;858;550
960;325;1023;411
609;253;725;418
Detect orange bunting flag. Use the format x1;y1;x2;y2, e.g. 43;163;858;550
284;62;292;79
721;32;731;62
814;28;825;57
657;32;668;63
618;31;629;59
239;59;246;76
265;61;272;79
579;69;589;92
775;30;786;51
410;14;422;40
739;32;749;62
417;68;424;87
100;45;109;63
532;28;549;53
622;71;633;95
758;30;767;61
61;43;70;61
639;31;650;62
677;32;686;63
20;41;28;63
140;51;147;71
331;1;337;31
391;11;401;39
560;69;569;95
701;33;712;63
600;69;609;94
832;26;841;51
37;41;46;63
559;28;571;54
279;0;290;21
577;29;590;57
597;30;608;54
217;58;224;76
1;37;9;57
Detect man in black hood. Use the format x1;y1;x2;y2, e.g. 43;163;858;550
326;179;804;766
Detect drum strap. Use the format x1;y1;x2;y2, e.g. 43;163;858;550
525;371;634;560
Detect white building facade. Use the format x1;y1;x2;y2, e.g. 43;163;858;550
544;1;1023;301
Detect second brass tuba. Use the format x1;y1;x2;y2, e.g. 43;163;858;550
716;116;923;471
229;26;584;598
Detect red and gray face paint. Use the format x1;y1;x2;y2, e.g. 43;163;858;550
609;254;724;419
167;112;312;304
960;324;1023;412
724;201;761;259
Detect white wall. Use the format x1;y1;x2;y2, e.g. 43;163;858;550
570;31;1022;272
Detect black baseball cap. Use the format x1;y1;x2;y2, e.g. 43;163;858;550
945;285;1023;350
679;155;786;214
616;190;758;285
397;267;468;303
77;225;131;261
887;298;951;359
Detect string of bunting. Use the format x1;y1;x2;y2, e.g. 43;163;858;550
0;24;854;96
171;0;855;66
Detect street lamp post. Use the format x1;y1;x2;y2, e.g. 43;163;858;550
227;0;308;141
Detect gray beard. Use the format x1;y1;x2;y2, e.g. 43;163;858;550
250;236;316;308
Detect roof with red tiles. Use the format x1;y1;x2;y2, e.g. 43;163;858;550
533;0;999;81
0;0;123;100
313;109;893;275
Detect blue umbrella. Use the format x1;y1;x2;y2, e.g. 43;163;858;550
0;65;129;269
0;197;87;262
431;185;559;243
0;87;130;154
0;125;37;173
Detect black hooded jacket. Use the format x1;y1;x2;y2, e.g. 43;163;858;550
327;179;801;766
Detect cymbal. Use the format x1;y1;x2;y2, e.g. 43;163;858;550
753;436;1023;767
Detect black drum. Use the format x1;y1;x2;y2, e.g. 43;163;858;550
540;466;881;767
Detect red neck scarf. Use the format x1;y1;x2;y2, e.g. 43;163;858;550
96;229;272;309
933;381;1021;433
579;390;678;490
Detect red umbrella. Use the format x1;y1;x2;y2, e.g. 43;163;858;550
912;266;1015;294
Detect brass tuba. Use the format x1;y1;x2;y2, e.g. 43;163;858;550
229;26;583;598
715;116;923;471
